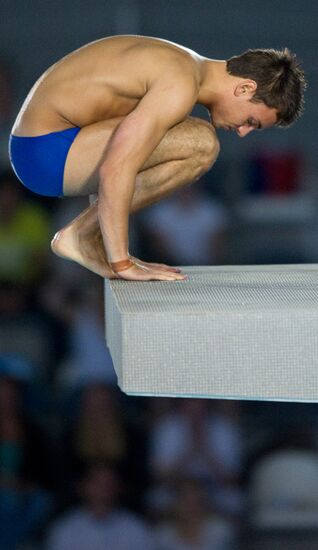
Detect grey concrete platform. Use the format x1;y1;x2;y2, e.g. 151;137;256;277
104;265;318;402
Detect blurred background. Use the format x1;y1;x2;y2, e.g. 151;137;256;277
1;1;318;548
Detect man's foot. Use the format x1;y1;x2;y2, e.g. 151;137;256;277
50;203;116;279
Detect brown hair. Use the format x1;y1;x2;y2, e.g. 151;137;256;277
226;48;307;127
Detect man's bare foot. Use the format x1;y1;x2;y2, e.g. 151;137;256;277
50;201;184;280
50;203;116;279
51;227;116;278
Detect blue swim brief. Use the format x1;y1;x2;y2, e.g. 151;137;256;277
8;127;80;197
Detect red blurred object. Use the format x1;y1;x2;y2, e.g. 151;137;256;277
248;150;302;195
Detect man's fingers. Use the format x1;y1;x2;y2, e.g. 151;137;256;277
146;271;186;281
117;264;187;281
147;262;182;273
129;256;182;273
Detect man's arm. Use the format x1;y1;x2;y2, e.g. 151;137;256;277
97;71;198;278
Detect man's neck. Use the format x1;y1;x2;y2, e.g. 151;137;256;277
87;504;112;520
197;59;228;108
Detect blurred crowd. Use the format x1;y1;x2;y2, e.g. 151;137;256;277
2;55;318;550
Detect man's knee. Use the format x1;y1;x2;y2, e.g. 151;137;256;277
185;116;220;174
186;116;220;172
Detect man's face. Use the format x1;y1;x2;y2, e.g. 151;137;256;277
210;81;278;137
81;466;119;512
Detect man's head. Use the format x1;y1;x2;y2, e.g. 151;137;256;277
210;48;306;137
77;462;122;517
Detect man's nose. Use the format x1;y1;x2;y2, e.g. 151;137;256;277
236;126;254;138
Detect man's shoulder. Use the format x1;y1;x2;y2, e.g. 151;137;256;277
111;509;150;529
50;508;87;530
125;37;202;91
152;48;201;88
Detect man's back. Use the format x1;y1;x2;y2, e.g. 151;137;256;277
13;35;204;135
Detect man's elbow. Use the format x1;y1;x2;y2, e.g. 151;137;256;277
98;155;138;185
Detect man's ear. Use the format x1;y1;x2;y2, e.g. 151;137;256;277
234;79;257;97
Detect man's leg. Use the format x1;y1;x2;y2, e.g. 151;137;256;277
52;116;220;278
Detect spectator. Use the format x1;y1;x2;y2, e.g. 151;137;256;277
154;476;237;549
45;462;156;550
146;399;244;519
0;353;33;384
0;170;51;286
42;280;117;387
66;384;129;468
0;374;54;549
0;279;65;382
137;185;230;266
0;55;15;166
62;383;147;508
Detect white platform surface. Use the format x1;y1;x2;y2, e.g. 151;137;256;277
104;264;318;402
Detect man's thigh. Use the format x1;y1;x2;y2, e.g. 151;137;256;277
63;115;215;196
63;116;125;196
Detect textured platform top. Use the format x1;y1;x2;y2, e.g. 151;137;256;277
105;265;318;402
108;264;318;313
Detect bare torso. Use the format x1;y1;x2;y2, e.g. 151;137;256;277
12;35;206;136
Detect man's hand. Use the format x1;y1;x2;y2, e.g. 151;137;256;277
115;257;187;281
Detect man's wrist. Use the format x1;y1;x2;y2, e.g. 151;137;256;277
110;258;134;273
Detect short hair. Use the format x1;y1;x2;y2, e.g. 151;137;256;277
226;48;307;127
